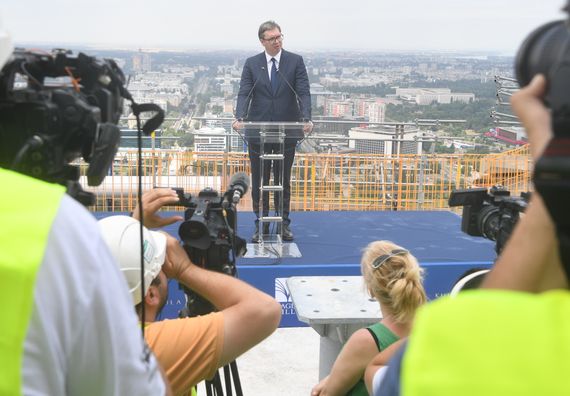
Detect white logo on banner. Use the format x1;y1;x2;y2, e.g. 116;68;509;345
275;278;296;315
275;278;291;302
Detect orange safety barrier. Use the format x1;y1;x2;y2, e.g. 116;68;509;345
79;145;532;212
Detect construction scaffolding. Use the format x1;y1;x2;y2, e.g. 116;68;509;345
80;145;532;212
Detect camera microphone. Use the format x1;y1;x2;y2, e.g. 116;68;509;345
229;172;250;204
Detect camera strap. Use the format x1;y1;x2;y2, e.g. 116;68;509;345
533;138;570;282
557;231;570;281
131;102;165;136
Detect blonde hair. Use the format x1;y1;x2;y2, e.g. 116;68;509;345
361;240;426;324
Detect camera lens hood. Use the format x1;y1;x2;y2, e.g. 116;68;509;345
515;20;567;88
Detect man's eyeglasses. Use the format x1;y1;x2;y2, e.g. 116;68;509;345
263;34;284;43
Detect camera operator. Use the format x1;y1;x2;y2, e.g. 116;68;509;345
483;74;567;292
0;35;168;395
366;74;570;396
100;188;282;395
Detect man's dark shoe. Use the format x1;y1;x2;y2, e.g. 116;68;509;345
252;223;270;243
281;223;294;241
252;223;260;243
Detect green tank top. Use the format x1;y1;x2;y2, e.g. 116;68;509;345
347;322;400;396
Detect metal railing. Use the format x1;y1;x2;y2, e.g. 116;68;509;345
81;145;532;212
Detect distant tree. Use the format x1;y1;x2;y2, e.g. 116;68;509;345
340;83;394;96
178;132;194;148
434;143;455;154
467;145;490;154
386;99;494;133
414;79;497;100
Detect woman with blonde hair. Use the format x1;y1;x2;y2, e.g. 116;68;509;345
311;240;427;396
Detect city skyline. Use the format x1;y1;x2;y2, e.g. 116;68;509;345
3;0;567;54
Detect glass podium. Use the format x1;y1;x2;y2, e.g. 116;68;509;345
240;121;306;259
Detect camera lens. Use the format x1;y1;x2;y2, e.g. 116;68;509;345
515;20;568;88
179;219;211;250
477;205;500;241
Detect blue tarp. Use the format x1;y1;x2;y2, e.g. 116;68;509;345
95;210;496;327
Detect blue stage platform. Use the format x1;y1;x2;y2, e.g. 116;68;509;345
95;210;496;327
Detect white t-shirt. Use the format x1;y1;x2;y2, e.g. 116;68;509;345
22;194;165;395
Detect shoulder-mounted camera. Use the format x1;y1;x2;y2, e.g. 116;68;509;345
449;186;530;254
0;48;129;205
172;172;250;317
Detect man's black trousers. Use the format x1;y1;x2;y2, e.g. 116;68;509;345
247;139;297;224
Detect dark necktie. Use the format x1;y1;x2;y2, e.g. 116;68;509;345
271;58;279;94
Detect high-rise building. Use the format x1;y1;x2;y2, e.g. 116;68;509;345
324;98;354;118
348;126;421;155
119;129;162;149
352;97;386;123
368;101;386;123
194;127;227;152
132;52;152;72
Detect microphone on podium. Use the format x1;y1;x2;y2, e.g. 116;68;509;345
243;65;266;119
276;67;302;113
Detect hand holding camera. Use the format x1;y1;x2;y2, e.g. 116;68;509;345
513;8;570;279
510;75;552;160
479;11;570;290
132;188;184;228
162;233;195;281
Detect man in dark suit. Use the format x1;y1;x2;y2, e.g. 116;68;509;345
233;20;312;243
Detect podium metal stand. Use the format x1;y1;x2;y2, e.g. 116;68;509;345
242;121;304;259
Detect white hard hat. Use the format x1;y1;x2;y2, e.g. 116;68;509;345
450;269;490;297
99;215;167;305
0;17;13;69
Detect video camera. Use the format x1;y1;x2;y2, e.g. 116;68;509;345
0;48;164;206
175;172;250;317
0;48;133;205
449;186;530;254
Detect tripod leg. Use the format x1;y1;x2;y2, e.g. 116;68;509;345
230;360;243;396
223;365;233;396
206;371;224;396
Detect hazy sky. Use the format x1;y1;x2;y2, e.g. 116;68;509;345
2;0;567;54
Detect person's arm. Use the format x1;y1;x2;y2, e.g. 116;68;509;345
38;196;169;395
311;329;377;396
162;235;281;366
132;188;183;228
235;59;254;122
482;74;568;291
364;338;406;395
159;364;173;396
295;56;312;133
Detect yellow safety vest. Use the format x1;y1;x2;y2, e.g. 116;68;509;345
402;289;570;396
0;169;65;395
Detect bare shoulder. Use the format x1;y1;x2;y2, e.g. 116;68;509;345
346;328;377;354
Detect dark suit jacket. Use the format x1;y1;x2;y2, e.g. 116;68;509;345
235;49;311;141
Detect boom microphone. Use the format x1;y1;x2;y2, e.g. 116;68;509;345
276;67;302;113
229;172;250;203
242;65;265;119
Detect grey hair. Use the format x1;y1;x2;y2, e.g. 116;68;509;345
258;20;281;40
